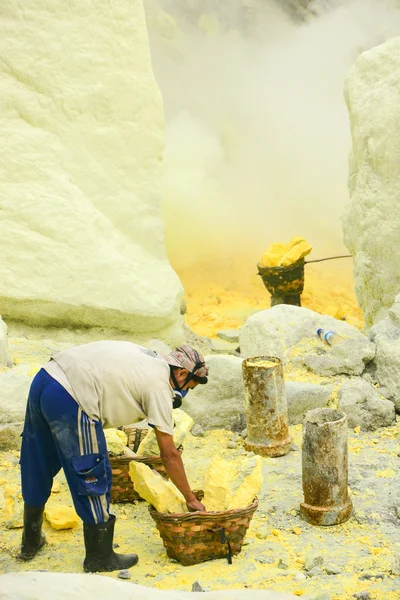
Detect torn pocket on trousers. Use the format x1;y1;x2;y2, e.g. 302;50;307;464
71;453;108;496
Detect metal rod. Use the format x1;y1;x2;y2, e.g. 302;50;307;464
305;254;352;264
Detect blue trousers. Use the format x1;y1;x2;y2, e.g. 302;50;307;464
20;369;111;525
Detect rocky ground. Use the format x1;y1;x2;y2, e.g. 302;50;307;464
1;414;399;600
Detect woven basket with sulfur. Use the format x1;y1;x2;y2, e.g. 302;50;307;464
257;258;305;307
149;491;259;566
110;445;183;504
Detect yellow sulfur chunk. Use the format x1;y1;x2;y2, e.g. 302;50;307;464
259;243;287;268
202;455;262;511
136;409;194;457
104;428;128;456
293;527;302;535
51;481;61;494
3;485;23;529
376;468;396;478
259;236;312;268
45;505;79;530
279;238;312;267
129;461;186;513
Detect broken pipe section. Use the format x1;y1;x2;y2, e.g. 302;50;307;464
242;356;292;457
300;408;353;526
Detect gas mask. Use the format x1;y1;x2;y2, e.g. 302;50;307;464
173;389;189;409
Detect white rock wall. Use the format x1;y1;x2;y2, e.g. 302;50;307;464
0;0;183;340
342;37;400;329
0;318;11;366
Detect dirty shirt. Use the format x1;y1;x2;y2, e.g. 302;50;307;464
44;341;174;434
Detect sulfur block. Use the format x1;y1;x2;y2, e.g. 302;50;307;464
45;505;79;530
129;461;186;513
203;455;262;512
136;409;194;457
104;428;128;456
259;236;312;268
3;485;23;529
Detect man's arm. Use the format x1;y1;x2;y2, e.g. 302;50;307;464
154;428;205;512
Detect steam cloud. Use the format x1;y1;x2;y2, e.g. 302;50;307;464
144;0;400;273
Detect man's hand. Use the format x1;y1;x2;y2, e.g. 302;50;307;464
186;497;206;512
154;429;206;511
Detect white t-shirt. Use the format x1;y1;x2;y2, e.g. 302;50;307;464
44;341;174;434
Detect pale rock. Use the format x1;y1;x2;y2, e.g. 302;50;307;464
337;378;396;431
202;455;262;511
118;570;131;580
0;423;23;451
45;505;79;530
129;461;186;513
307;567;324;578
184;354;246;431
210;338;240;354
145;340;172;356
136;409;193;457
0;364;33;424
3;485;23;529
216;330;240;343
342;38;400;328
104;429;128;456
0;571;306;600
240;305;374;376
305;551;324;571
325;564;342;575
0;0;184;340
0;318;12;367
190;423;205;437
369;313;400;412
391;555;400;576
285;382;331;425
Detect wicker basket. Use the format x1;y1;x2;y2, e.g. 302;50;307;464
110;446;183;504
149;491;258;566
257;258;305;306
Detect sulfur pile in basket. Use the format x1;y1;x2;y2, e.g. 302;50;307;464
129;453;262;514
104;428;129;456
202;455;263;511
136;409;194;457
259;235;312;267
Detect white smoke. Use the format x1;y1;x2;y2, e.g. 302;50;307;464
144;0;400;272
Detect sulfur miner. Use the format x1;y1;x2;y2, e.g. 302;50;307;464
18;342;209;573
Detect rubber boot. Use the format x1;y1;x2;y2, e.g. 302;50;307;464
83;514;138;573
19;504;46;560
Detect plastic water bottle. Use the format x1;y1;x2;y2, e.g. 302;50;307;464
317;328;344;346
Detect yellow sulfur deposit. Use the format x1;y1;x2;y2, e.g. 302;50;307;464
129;461;186;513
259;236;312;268
45;505;79;530
202;455;263;511
104;428;128;456
3;485;23;529
136;409;194;457
246;359;278;368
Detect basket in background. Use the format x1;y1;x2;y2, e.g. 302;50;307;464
122;425;149;453
149;491;258;566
